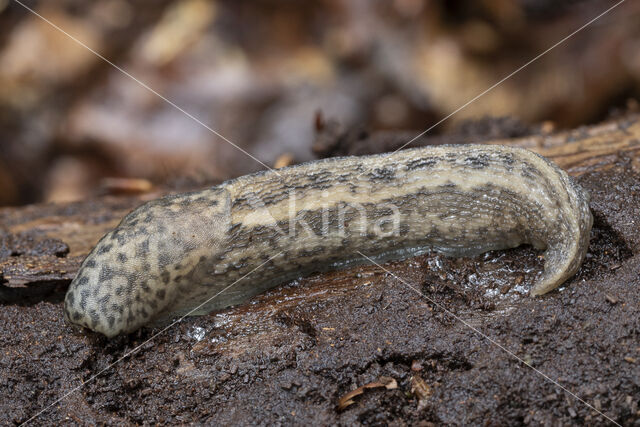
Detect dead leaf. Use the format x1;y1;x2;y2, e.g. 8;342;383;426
411;374;432;410
605;294;619;304
337;376;398;411
274;153;295;169
100;177;153;195
379;376;398;389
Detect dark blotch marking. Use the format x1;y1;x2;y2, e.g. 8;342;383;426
161;270;170;284
98;244;113;254
464;154;490;169
498;153;515;166
158;252;171;268
117;253;127;263
137;239;150;256
80;289;89;310
368;167;396;181
98;294;110;313
520;162;542;181
406;158;438;171
229;223;242;235
99;266;114;282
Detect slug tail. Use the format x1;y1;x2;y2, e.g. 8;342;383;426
530;232;590;297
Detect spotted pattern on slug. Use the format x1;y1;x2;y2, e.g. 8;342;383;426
64;144;592;337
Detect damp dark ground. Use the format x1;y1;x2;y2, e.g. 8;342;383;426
1;158;640;425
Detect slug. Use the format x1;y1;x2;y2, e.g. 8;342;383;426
63;144;592;337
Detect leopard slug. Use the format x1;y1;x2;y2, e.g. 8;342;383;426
64;144;592;337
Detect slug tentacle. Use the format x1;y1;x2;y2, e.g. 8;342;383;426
64;144;592;337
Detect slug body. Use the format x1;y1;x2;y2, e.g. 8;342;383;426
64;145;592;337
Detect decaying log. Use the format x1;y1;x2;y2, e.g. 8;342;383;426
3;114;639;292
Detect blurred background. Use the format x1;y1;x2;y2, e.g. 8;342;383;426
0;0;639;206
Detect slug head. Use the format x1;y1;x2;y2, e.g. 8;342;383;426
64;188;231;337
